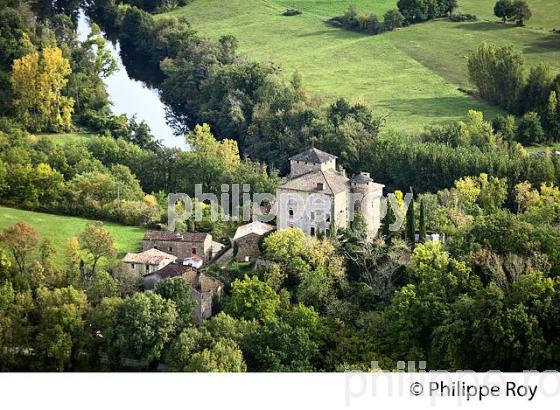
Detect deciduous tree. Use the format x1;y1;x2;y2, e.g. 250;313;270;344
78;221;115;276
11;47;74;132
225;275;280;322
0;221;39;275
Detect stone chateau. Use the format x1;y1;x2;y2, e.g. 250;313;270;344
276;147;384;239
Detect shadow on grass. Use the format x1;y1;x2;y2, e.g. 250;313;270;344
524;35;560;53
297;28;339;38
377;96;502;118
450;21;515;31
296;22;369;41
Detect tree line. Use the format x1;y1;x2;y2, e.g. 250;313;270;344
468;42;560;145
3;166;560;371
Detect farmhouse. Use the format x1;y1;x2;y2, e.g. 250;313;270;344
142;231;213;262
233;221;275;262
143;262;224;322
122;248;177;276
276;148;384;239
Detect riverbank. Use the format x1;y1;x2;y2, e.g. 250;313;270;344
77;11;185;149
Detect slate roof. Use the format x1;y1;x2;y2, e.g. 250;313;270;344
289;147;337;164
143;231;209;242
277;168;349;195
351;172;373;184
123;248;176;265
233;221;275;241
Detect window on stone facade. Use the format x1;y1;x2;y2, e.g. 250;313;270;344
326;214;331;222
131;263;135;269
192;247;197;255
310;227;315;236
310;211;315;220
168;246;173;252
289;209;294;219
316;182;324;190
145;265;149;272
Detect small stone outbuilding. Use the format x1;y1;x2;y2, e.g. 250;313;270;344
233;221;275;262
143;231;213;262
122;248;176;277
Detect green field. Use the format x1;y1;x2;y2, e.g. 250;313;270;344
163;0;560;131
0;206;145;264
458;0;560;29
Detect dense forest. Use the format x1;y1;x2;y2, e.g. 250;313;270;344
1;0;560;372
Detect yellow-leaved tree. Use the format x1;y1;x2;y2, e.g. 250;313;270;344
11;47;74;132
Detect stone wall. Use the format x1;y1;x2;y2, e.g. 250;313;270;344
276;188;336;236
235;233;262;261
142;237;211;261
123;259;173;277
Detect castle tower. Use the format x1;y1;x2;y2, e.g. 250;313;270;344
350;172;384;239
288;147;337;178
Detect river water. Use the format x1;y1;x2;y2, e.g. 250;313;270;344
77;12;185;149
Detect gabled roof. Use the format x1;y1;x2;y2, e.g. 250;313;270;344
233;221;275;241
143;231;210;242
277;168;349;195
147;262;223;293
351;172;373;184
123;248;176;265
147;262;195;279
289;147;337;164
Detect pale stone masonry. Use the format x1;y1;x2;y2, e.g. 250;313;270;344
233;221;275;261
142;231;213;263
276;148;384;239
122;248;177;276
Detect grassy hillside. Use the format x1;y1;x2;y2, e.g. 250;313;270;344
273;0;396;16
458;0;560;29
162;0;560;131
0;206;145;264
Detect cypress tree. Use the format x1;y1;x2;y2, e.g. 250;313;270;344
419;199;427;242
382;202;395;243
406;191;415;246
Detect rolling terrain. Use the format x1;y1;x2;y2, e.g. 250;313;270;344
163;0;560;131
0;206;146;264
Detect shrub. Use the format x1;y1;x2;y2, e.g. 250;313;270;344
283;9;302;16
329;6;384;35
384;8;405;31
449;13;477;22
357;12;383;34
